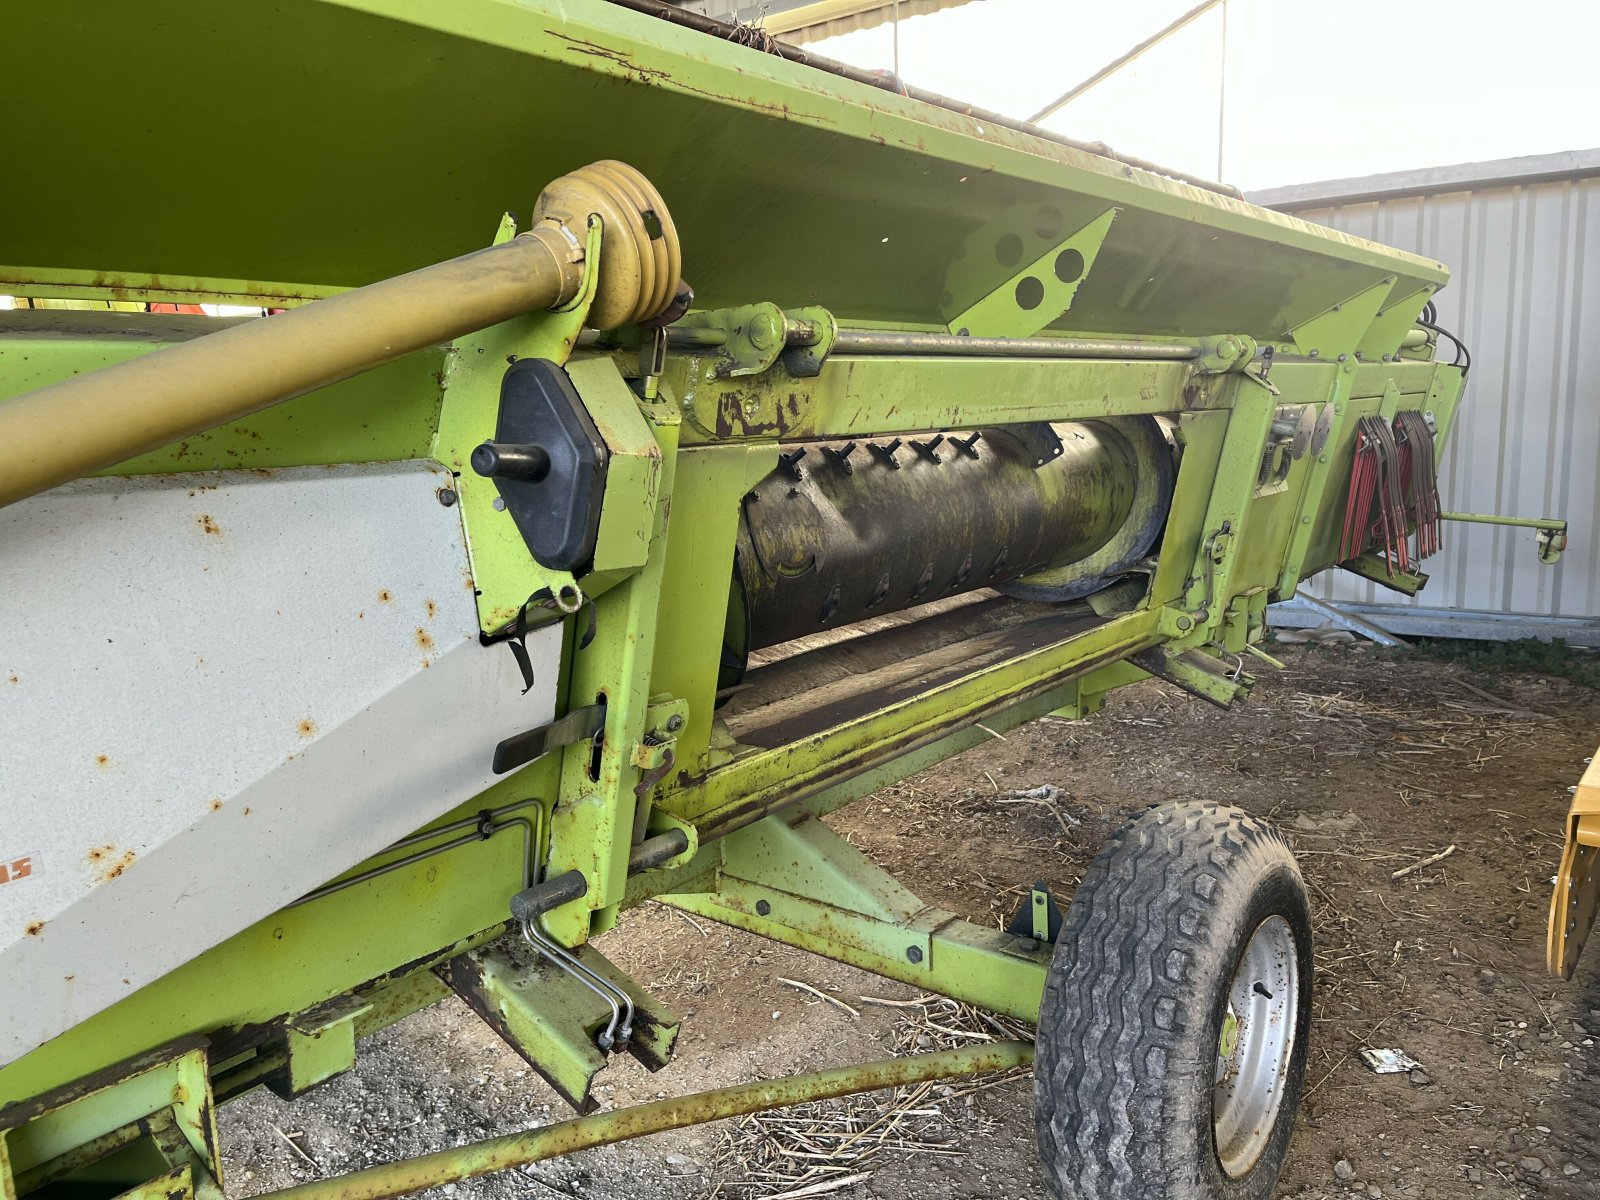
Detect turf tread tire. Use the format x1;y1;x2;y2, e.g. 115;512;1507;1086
1034;800;1312;1200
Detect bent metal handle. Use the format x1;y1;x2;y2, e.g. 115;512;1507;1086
0;160;679;511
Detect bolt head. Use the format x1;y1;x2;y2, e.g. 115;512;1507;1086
665;713;685;733
437;487;458;507
906;945;924;964
755;899;771;916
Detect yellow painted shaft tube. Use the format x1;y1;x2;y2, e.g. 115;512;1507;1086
262;1041;1034;1200
0;224;580;509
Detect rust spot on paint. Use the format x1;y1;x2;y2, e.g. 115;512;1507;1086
88;845;136;882
209;798;224;811
7;674;18;684
25;921;43;936
357;610;365;620
94;753;110;768
421;658;431;669
243;807;252;816
296;718;317;738
425;599;439;619
378;589;395;603
197;514;220;535
415;627;435;651
250;467;275;477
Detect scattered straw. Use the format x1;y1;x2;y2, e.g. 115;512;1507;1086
708;997;1032;1197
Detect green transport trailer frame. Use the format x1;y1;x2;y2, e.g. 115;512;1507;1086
0;3;1482;1198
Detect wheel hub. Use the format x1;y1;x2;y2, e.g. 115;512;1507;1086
1212;914;1300;1178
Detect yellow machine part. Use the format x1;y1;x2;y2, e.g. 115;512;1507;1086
1548;746;1600;978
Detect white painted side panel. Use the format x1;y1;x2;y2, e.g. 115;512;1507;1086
0;463;561;1065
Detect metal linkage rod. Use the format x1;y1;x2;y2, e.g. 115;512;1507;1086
831;329;1202;359
0;161;681;510
261;1041;1033;1200
0;234;578;510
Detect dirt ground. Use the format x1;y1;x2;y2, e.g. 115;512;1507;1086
221;640;1600;1200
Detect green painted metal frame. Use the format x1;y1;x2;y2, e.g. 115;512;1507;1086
0;4;1473;1185
0;309;1464;1074
1;1041;222;1200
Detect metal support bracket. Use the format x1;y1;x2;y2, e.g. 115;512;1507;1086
1195;333;1259;375
1359;283;1438;362
946;208;1116;339
270;996;373;1099
1340;552;1429;596
1285;276;1399;362
438;941;679;1115
1004;883;1063;945
434;215;605;630
1131;645;1252;708
1046;659;1150;720
675;303;789;379
779;307;838;378
662;814;1050;1022
1180;376;1281;637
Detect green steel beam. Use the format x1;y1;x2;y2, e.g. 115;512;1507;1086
0;312;443;473
648;445;773;773
0;266;343;310
665;607;1163;835
544;403;681;944
664;814;1050;1022
669;353;1199;445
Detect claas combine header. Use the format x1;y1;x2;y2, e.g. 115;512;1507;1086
0;3;1472;1197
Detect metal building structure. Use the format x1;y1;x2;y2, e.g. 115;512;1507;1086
1255;150;1600;645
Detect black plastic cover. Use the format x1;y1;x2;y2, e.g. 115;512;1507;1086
479;359;608;573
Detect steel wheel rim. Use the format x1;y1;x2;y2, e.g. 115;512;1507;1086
1212;914;1299;1178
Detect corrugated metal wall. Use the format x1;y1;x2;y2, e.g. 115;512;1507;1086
1264;158;1600;638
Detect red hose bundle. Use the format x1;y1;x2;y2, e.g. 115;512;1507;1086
1340;412;1443;575
1393;410;1442;561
